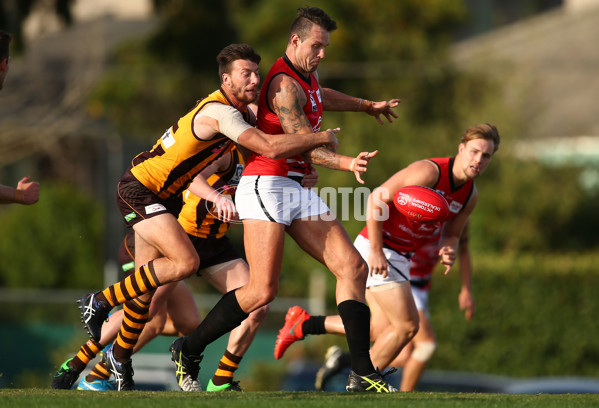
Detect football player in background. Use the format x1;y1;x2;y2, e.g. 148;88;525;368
391;219;474;392
313;220;474;391
274;124;499;391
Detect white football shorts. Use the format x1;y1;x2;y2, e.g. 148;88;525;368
411;286;430;317
235;175;330;226
354;234;413;289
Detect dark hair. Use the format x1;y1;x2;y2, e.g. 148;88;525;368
0;30;12;60
289;6;337;40
462;123;501;153
216;43;261;81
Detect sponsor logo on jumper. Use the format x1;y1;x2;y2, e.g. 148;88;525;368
309;90;318;112
448;200;463;213
161;129;175;149
312;116;322;132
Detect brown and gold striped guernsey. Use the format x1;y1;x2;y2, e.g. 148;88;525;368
130;88;251;200
179;146;245;239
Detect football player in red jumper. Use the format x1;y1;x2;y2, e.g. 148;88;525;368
275;123;500;390
390;218;473;391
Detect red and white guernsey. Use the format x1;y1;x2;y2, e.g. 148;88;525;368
409;234;442;290
360;157;474;255
243;55;323;179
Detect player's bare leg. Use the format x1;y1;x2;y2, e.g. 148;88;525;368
203;258;269;391
132;215;200;285
80;215;199;345
177;220;285;381
323;314;346;335
395;309;436;392
160;281;200;337
203;259;269;356
234;220;286;312
286;215;397;391
285;215;386;385
286;216;367;304
366;284;419;370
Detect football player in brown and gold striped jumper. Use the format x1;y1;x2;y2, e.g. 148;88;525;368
53;146;301;391
74;43;339;391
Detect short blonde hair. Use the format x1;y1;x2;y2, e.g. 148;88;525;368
461;123;500;153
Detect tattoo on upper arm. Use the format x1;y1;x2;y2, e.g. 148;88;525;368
272;82;312;134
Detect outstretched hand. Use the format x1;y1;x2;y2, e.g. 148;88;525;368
366;99;401;125
351;150;378;184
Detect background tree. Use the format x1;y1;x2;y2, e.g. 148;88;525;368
87;0;598;289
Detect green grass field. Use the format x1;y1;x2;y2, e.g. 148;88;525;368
2;390;599;408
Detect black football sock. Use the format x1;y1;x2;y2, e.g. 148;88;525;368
183;290;249;356
302;316;326;335
338;300;375;376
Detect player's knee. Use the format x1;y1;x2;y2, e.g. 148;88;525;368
258;281;279;305
411;341;436;362
392;319;419;343
407;319;420;340
144;318;164;338
179;318;201;336
356;257;369;278
171;253;200;280
240;279;279;309
339;252;369;282
258;289;277;307
248;304;269;324
351;251;368;273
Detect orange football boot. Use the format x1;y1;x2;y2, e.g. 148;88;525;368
273;306;311;359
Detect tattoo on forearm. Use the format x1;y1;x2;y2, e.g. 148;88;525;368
308;146;341;169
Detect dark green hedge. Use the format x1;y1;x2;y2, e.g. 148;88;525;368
428;252;599;377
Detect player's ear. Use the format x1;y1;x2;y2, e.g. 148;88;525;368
222;72;230;87
290;34;301;47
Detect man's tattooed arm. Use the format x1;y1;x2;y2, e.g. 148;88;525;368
272;81;312;134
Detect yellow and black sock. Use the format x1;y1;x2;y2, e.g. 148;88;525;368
98;261;160;307
113;296;151;361
211;350;242;386
86;360;111;382
69;339;103;372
